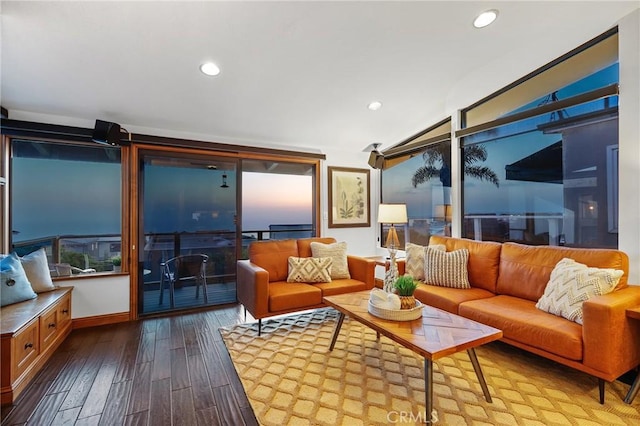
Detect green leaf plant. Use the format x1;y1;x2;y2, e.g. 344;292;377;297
394;274;417;296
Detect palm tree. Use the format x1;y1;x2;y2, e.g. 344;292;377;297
411;144;500;191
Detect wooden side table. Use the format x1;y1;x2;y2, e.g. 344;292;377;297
365;256;388;289
365;255;406;289
365;255;388;267
624;307;640;404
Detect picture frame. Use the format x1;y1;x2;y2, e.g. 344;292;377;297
328;166;371;228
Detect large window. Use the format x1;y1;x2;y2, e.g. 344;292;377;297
381;120;452;247
10;139;122;271
382;141;452;247
458;30;619;248
241;159;316;250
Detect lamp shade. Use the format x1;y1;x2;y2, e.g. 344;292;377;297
434;204;453;221
378;203;408;224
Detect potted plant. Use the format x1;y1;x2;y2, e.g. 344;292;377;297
112;255;122;272
394;274;418;309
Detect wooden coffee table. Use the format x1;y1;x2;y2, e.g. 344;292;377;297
323;290;502;423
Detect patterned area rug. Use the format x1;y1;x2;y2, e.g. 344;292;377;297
219;309;640;426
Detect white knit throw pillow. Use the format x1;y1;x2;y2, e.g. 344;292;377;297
310;241;350;279
536;258;622;324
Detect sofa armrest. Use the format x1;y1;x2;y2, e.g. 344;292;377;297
396;259;406;276
236;260;270;318
347;256;376;289
582;285;640;380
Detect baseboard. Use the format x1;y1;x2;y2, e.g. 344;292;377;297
72;312;131;329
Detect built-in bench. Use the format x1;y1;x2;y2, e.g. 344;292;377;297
1;286;73;405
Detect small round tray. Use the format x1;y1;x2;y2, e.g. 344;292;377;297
368;300;423;321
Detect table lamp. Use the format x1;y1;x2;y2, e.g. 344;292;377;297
435;204;453;236
378;203;408;292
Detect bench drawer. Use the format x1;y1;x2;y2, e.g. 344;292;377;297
40;305;60;351
57;293;72;329
12;319;40;380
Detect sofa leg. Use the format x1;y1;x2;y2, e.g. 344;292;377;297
258;319;262;336
598;378;605;404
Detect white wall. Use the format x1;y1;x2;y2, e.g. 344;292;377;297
617;9;640;283
56;275;130;319
321;147;384;257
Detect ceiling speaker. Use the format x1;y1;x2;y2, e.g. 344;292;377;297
368;150;384;169
92;119;128;146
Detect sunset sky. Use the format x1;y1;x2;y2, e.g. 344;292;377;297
242;172;312;230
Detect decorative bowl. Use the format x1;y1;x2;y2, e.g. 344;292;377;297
368;300;423;321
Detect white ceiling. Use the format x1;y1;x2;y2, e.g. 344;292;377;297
1;1;638;153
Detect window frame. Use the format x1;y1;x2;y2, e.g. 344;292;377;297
7;135;129;276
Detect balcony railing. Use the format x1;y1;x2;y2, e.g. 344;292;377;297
12;225;315;276
12;233;121;272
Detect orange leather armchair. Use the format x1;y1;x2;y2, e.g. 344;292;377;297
237;237;375;335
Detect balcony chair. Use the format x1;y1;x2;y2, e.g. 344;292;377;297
159;254;209;308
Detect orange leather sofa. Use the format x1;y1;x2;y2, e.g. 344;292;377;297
398;235;640;403
237;237;375;335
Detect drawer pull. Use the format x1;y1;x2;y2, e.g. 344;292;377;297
24;343;33;349
62;309;69;314
48;323;56;328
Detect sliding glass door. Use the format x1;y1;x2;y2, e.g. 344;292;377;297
138;151;238;315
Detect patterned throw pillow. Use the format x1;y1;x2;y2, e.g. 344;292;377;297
423;247;471;289
310;241;350;279
1;253;38;307
536;258;623;324
405;243;445;281
287;257;332;283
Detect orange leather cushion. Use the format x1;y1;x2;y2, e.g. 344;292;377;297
497;242;629;302
313;278;367;297
429;236;502;293
297;237;337;258
249;239;298;282
460;295;583;361
268;281;323;312
413;284;495;314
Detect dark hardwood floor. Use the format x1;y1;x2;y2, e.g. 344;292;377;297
1;305;259;426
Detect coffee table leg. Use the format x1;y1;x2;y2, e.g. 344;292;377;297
467;348;492;403
424;358;433;424
624;370;640;404
329;312;345;351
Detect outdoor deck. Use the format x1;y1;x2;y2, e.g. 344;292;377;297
141;281;237;315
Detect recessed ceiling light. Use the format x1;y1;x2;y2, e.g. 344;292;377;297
368;101;383;111
200;62;220;76
473;10;498;28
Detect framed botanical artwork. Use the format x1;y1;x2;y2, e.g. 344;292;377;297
328;166;370;228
